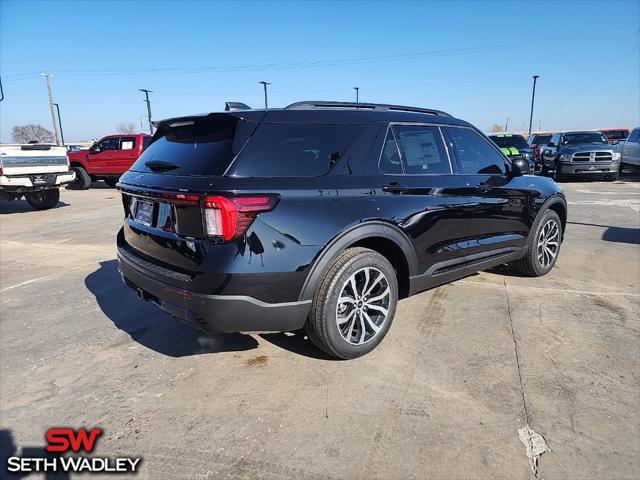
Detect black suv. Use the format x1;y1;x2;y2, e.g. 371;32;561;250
116;101;567;359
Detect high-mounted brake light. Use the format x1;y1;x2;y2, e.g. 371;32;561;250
202;195;278;241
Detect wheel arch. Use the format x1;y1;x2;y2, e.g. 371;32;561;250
298;221;418;302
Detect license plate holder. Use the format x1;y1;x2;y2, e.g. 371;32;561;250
31;174;51;185
587;165;596;171
134;200;154;227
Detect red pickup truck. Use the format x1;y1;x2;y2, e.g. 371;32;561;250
67;133;151;189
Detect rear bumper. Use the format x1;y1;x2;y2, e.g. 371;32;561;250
558;161;620;175
117;247;311;333
0;171;75;190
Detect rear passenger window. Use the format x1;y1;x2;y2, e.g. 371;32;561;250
393;125;450;174
379;131;403;174
120;137;136;150
448;128;506;175
240;124;362;177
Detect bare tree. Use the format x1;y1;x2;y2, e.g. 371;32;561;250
11;124;55;144
490;123;504;133
116;122;137;134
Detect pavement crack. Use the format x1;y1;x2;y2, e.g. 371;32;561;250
504;279;550;478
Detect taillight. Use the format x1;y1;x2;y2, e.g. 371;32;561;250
202;195;278;241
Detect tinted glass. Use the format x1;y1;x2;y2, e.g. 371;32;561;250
529;134;551;145
490;135;529;149
130;115;254;176
393;125;450;174
379;131;403;174
561;133;607;145
602;130;628;140
120;137;136;150
98;138;119;151
240;124;362;177
449;128;505;174
627;129;640;143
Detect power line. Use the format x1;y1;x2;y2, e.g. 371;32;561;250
2;41;533;79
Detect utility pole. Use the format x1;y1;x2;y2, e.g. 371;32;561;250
139;89;154;135
528;75;540;137
353;86;359;103
52;103;65;146
504;117;509;132
42;73;61;145
258;81;271;109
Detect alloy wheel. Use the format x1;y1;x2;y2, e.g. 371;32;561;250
536;219;560;268
335;267;390;345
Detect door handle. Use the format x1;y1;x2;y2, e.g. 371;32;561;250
383;183;409;194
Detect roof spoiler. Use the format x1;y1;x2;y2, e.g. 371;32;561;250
225;101;251;111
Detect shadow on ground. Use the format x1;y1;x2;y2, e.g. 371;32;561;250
567;221;640;245
0;201;69;214
85;260;259;357
0;429;69;479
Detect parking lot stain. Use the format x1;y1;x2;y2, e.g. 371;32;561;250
245;355;269;367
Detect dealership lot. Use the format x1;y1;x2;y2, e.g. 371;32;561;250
1;177;638;479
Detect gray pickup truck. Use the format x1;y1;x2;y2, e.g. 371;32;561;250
0;143;75;210
539;131;621;182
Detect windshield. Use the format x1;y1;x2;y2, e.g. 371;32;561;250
490;135;529;149
561;133;608;145
530;134;551;145
602;130;628;141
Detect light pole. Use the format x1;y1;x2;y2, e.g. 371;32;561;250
52;103;65;146
41;73;61;145
259;81;271;109
353;86;359;103
139;89;154;135
528;75;540;136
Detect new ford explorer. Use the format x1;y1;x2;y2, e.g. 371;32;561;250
116;101;567;359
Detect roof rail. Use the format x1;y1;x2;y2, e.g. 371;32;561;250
284;101;451;117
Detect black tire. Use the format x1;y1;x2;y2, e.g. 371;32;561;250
105;177;118;188
67;166;91;190
511;209;562;277
305;247;398;359
24;188;60;210
540;162;551;177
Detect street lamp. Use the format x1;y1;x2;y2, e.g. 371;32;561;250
353;86;359;103
528;75;540;136
259;81;271;109
52;103;65;146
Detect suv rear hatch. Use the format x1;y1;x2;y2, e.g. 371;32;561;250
118;111;363;279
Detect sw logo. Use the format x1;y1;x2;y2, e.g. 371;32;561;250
5;427;142;475
46;427;103;453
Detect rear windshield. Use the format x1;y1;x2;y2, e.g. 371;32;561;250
490;135;529;149
129;115;256;176
235;123;362;177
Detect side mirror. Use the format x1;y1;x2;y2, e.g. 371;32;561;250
90;145;101;153
510;157;530;177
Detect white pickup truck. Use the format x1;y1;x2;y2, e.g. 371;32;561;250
0;144;75;210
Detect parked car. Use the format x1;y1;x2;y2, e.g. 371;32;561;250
527;133;553;162
539;131;621;181
620;127;640;168
488;133;535;169
0;143;75;210
116;101;567;359
67;133;151;189
600;128;629;144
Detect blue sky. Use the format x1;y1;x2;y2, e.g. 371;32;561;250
1;0;638;141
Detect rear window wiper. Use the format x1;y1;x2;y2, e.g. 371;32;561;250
145;160;179;171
